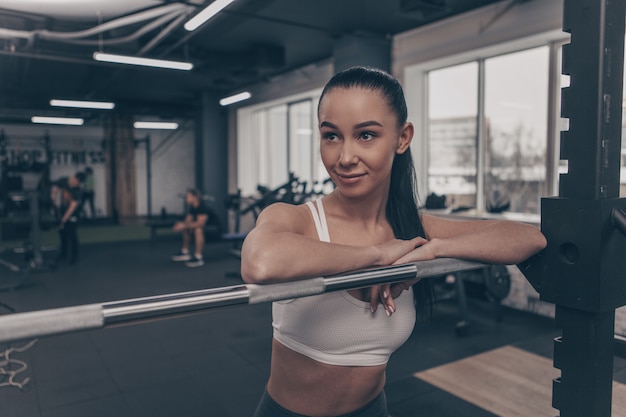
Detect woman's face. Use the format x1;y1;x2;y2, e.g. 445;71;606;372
318;87;412;199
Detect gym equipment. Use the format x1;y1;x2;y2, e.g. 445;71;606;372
518;1;626;416
240;172;302;219
434;265;511;337
239;172;329;220
0;132;58;278
0;141;56;290
0;257;486;344
224;189;243;234
0;188;56;280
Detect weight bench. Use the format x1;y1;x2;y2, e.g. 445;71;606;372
146;220;176;240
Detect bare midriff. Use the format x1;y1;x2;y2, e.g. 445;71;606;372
267;338;387;417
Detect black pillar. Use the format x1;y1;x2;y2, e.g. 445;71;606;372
542;1;626;416
196;92;228;227
553;308;615;416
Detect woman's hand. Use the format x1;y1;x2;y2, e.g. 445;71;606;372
392;239;437;265
369;237;430;315
369;279;420;316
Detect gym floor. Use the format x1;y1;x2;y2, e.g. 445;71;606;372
0;232;625;417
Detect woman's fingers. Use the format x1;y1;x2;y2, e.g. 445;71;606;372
393;243;436;265
389;283;406;299
411;236;429;247
379;284;396;317
389;279;418;298
369;285;395;316
369;285;380;313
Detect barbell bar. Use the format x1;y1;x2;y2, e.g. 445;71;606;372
0;258;486;344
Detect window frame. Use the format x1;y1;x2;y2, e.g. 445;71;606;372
236;89;322;196
404;36;569;219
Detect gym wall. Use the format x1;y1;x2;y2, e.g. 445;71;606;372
1;122;195;219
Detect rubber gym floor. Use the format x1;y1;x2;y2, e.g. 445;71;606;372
1;227;625;417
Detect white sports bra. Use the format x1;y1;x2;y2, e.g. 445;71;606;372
272;199;416;366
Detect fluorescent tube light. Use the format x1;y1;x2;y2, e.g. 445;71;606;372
184;0;235;31
50;99;115;110
93;52;193;71
219;91;251;106
134;121;179;130
31;116;84;126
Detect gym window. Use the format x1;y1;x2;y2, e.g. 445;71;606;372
425;45;550;216
236;92;327;197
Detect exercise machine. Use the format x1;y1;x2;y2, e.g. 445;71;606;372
239;172;330;221
433;265;511;337
519;1;626;415
0;132;56;283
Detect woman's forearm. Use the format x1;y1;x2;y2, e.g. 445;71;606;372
427;221;546;265
240;230;383;284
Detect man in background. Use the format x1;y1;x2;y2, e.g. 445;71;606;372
55;175;82;265
171;189;209;267
81;166;96;219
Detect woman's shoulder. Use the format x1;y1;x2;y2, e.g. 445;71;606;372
261;201;312;216
256;201;314;230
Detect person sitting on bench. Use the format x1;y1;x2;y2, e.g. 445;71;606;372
171;188;210;268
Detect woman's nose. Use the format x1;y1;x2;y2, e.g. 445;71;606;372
338;141;358;166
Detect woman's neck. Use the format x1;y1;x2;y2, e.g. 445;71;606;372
324;190;388;226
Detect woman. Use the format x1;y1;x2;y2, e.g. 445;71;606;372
241;66;546;417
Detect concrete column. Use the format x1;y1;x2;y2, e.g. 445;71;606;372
196;92;228;228
103;113;136;222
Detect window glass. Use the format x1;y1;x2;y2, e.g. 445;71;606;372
240;96;325;199
250;110;266;190
427;62;478;209
484;46;548;214
288;100;313;186
267;105;288;189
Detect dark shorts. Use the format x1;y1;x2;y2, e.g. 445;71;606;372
252;389;388;417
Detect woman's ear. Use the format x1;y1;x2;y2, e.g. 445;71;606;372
396;122;414;154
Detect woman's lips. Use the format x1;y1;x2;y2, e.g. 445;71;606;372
336;173;365;184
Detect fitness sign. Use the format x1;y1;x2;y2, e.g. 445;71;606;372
50;149;105;165
2;147;105;168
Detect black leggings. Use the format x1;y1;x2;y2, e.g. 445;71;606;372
252;389;388;417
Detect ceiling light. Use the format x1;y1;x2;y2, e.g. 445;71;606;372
93;52;193;71
219;91;251;106
133;121;179;130
50;99;115;110
31;116;84;126
184;0;235;31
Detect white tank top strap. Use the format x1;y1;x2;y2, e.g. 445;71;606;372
305;201;323;240
305;200;330;243
315;199;330;242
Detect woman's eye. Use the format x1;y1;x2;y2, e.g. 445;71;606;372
323;132;339;141
359;131;376;141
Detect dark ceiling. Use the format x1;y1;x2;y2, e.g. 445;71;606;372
0;0;500;124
